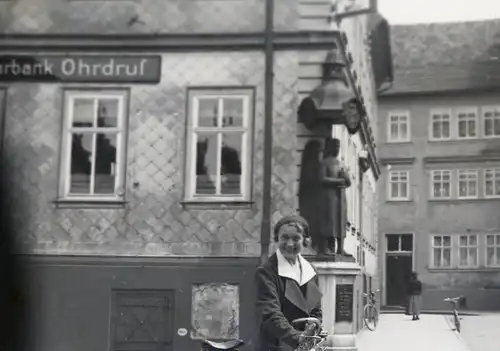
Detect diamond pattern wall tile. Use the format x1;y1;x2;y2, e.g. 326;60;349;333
0;0;268;34
3;51;300;256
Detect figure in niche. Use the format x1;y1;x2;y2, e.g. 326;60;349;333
318;137;352;256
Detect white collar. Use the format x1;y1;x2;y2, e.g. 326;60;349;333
276;249;317;286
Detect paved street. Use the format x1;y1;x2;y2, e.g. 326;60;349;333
459;313;500;351
357;313;470;351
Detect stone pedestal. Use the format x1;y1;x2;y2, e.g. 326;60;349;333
312;261;361;351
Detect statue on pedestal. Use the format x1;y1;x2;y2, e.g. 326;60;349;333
317;137;352;257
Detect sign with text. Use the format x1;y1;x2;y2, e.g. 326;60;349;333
0;55;162;83
335;283;354;322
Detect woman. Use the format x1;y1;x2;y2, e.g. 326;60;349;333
407;271;422;321
255;215;323;351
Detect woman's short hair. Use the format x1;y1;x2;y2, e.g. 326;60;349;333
273;215;311;247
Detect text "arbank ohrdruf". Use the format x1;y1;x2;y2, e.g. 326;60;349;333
0;57;151;78
0;55;162;84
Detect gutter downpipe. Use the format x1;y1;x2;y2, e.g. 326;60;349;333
260;0;275;265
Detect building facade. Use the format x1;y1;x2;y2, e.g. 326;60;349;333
377;19;500;311
0;0;388;350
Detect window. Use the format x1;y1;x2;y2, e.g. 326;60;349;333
456;107;477;138
431;235;451;268
431;170;451;199
430;109;451;140
59;90;128;201
484;168;500;198
482;106;500;137
486;234;500;267
458;235;478;267
457;169;478;199
388;171;409;200
185;89;253;202
387;111;410;142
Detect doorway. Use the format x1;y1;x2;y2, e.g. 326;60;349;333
385;234;413;307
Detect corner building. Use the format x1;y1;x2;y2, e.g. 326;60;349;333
0;0;388;349
377;19;500;311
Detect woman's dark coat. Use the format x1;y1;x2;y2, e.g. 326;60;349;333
255;253;323;351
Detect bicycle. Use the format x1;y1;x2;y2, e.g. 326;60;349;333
444;296;463;333
291;317;329;351
362;289;380;331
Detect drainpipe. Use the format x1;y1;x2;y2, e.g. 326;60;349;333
260;0;275;264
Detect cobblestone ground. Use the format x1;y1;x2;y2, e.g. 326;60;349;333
357;314;470;351
459;313;500;351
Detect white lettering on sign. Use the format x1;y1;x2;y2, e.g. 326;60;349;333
0;55;161;81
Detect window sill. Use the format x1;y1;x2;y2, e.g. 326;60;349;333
427;267;498;273
386;199;412;203
386;140;412;145
180;200;255;210
429;198;500;203
53;198;128;209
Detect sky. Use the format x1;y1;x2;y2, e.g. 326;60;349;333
378;0;500;25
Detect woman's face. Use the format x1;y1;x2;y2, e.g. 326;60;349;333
277;224;304;260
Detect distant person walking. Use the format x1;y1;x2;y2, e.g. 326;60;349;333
407;272;422;321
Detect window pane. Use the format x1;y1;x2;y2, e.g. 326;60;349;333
487;248;495;266
468;120;476;136
459;248;467;265
221;133;243;195
198;98;219;127
391;183;399;198
443;248;451;266
458;121;466;137
487;235;494;246
442;121;450;137
400;122;408;138
401;234;413;251
70;133;93;194
195;133;218;195
485;119;494;136
387;235;399;251
400;183;408;198
433;248;441;266
390;124;398;139
469;248;478;265
433;236;442;246
459;235;467;246
496;235;500;245
469;235;477;246
442;184;450;197
97;99;118;128
94;134;117;194
443;236;451;246
432;122;440;138
222;98;244;127
73;98;94;127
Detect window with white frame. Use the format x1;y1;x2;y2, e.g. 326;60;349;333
431;235;451;268
456;107;478;138
59;90;128;200
457;169;478;199
388;171;409;200
482;106;500;137
185;89;253;202
431;170;451;198
458;234;478;267
387;111;410;142
484;168;500;197
486;234;500;267
430;109;451;140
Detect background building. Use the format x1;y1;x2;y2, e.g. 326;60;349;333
0;0;388;350
377;19;500;311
